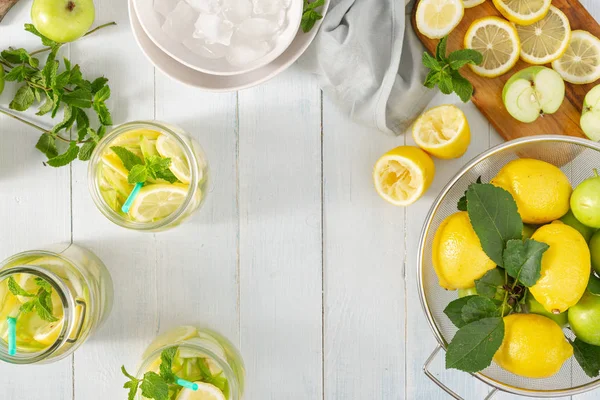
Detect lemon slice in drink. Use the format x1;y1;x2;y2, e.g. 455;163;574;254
552;30;600;84
416;0;464;39
465;17;521;78
129;184;190;222
492;0;551;25
412;105;470;159
373;146;435;206
176;382;226;400
463;0;485;8
33;318;64;346
110;129;161;146
101;153;129;180
156;135;192;184
142;326;198;359
516;6;571;65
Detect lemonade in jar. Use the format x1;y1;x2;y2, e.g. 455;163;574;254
88;121;209;231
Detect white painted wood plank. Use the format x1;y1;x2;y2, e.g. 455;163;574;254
0;1;72;398
321;97;406;399
238;67;323;400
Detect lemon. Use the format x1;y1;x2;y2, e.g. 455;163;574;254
464;17;521;78
128;184;190;222
156;134;192;184
432;211;497;290
176;382;226;400
494;314;573;378
32;318;64;347
373;146;435;207
412;105;470;160
100;163;133;199
492;0;551;25
416;0;464;39
142;326;198;359
529;222;591;313
552;30;600;85
516;6;571;65
490;158;571;224
101;153;129;180
463;0;485;8
110;128;161;146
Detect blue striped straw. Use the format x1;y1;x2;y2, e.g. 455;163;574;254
121;182;143;213
176;378;198;391
7;317;16;356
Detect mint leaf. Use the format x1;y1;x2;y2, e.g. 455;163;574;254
450;70;474;103
4;65;36;82
444;296;477;328
159;347;177;383
35;290;58;322
422;52;441;70
457;177;482;211
42;59;59;88
93;85;110;103
448;49;483;70
437;72;453;95
35;277;52;292
93;101;112;125
572;338;600;378
122;366;140;400
10;85;35;111
47;141;79;167
111;146;143;170
35;134;59;159
128;165;148;184
78;142;96;161
52;105;77;133
301;0;325;32
446;317;505;373
503;239;548;287
156;169;179;184
37;94;55;116
7;277;34;297
424;71;441;89
475;268;505;299
436;36;448;61
24;24;60;49
63;88;92;108
140;372;169;400
467;184;523;266
145;156;172;178
1;48;39;68
461;296;500;325
91;77;108;94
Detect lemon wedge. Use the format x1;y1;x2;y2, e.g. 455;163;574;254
416;0;464;39
552;30;600;85
176;382;226;400
373;146;435;206
464;17;520;78
412;105;470;159
129;184;190;222
492;0;551;25
156;134;192;184
516;6;571;65
463;0;485;8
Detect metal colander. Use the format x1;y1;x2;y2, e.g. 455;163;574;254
417;136;600;399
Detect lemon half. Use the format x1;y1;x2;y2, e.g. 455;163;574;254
412;105;470;159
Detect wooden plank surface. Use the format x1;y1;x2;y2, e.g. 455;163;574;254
412;0;599;142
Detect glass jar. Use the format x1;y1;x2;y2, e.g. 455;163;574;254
134;326;245;400
88;121;209;232
0;243;113;364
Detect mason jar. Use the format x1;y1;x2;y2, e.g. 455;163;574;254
0;243;113;364
133;326;245;400
88;121;209;232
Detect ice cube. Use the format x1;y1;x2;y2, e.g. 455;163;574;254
194;14;235;45
183;38;228;59
238;18;279;39
252;0;282;15
154;0;178;17
226;33;271;66
185;0;222;14
222;0;252;24
265;8;286;29
162;1;198;42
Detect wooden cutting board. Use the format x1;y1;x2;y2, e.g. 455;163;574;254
412;0;600;141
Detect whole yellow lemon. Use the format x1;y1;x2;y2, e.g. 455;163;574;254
432;211;496;290
490;159;572;224
530;222;591;313
494;314;573;378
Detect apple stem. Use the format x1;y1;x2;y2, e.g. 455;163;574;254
67;1;75;11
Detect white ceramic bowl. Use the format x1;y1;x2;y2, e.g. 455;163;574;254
133;0;303;76
128;0;329;91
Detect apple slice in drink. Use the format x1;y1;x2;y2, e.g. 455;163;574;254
581;85;600;141
502;66;565;123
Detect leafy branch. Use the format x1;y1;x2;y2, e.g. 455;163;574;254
301;0;325;33
110;146;179;185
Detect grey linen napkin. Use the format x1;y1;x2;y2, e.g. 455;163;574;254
299;0;435;135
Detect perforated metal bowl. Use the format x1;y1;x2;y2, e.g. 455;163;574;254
417;136;600;399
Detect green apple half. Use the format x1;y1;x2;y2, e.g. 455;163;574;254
502;66;565;123
581;85;600;141
31;0;95;43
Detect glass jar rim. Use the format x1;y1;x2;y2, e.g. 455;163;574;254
136;342;241;400
0;265;76;364
87;120;201;231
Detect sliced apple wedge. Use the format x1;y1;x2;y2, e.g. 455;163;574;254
581;85;600;141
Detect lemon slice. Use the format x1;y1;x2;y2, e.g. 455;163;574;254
463;0;485;8
33;318;64;346
465;17;521;78
110;128;161;146
156;134;192;184
416;0;464;39
129;184;190;222
492;0;551;25
176;382;226;400
552;30;600;85
373;146;435;206
516;6;571;65
101;153;129;180
142;326;198;359
412;105;470;159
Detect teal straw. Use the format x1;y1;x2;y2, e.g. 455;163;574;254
176;378;198;391
7;317;16;356
121;182;143;213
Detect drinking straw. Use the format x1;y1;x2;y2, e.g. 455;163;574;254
7;317;16;356
121;182;143;213
176;378;198;391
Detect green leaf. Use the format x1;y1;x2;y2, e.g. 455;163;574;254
76;109;90;132
301;9;323;33
20;301;36;314
457;177;482;211
156;169;179;184
122;366;140;400
444;296;477;328
4;65;36;82
93;101;113;125
35;277;52;292
7;276;34;297
146;156;172;175
91;77;109;94
438;74;453;95
128;165;148;184
159;347;177;383
78;142;96;161
475;268;506;299
503;239;549;287
111;146;143;170
423;70;441;89
24;24;60;49
62;88;92;108
37;94;55;116
35;290;58;322
68;65;84;86
1;48;39;68
461;296;500;325
445;317;505;373
436;36;448;61
35;134;59;158
448;49;484;69
52;105;77;133
43;59;59;88
93;85;110;103
422;52;441;70
572;338;600;378
47;141;79;167
10;85;35;111
450;71;474;103
304;0;325;11
140;372;169;400
466;183;523;266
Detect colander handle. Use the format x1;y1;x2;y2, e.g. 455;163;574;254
424;345;498;400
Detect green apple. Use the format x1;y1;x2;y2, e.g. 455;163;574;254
522;224;537;240
569;290;600;346
581;84;600;141
571;171;600;229
560;209;596;243
458;287;477;298
526;294;568;327
502;66;565;123
590;231;600;274
31;0;95;43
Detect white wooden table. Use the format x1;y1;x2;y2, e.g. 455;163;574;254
1;1;599;399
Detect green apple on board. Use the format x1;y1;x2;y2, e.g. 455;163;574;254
581;85;600;141
571;171;600;229
31;0;95;43
502;66;565;123
569;290;600;346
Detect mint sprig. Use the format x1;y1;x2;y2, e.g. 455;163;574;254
110;146;179;185
7;276;58;322
301;0;325;33
423;36;483;102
